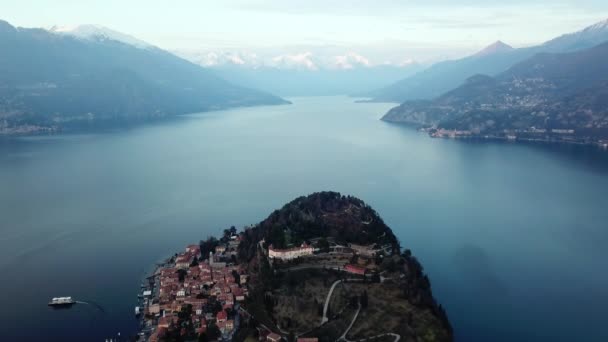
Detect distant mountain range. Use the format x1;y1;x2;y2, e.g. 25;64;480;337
176;50;424;96
371;19;608;103
176;49;418;71
382;41;608;144
0;20;287;134
206;64;424;97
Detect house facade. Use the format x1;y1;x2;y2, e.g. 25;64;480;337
268;243;314;260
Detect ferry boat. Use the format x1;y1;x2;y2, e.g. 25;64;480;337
48;297;76;307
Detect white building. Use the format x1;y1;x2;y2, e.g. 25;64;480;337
268;243;314;260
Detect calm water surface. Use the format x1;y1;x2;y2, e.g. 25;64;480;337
1;96;608;341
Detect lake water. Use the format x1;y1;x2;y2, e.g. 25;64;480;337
1;96;608;341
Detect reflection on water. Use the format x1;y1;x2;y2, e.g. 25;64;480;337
1;97;608;341
452;244;509;298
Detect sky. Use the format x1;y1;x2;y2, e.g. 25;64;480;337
2;0;608;64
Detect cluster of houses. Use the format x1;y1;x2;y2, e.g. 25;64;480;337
145;240;249;342
141;232;388;341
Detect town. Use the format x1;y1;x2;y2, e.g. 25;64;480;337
138;229;392;342
423;126;608;148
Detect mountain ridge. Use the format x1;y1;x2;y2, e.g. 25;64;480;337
381;42;608;145
474;40;514;57
48;24;154;49
370;18;608;103
0;20;288;135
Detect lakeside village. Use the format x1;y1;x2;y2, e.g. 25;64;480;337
422;126;608;148
137;228;390;342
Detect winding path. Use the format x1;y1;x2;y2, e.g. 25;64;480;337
338;303;361;341
341;332;401;342
321;280;343;324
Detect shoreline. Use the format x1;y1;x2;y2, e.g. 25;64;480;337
381;119;608;150
428;132;608;149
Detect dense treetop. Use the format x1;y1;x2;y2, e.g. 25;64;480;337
238;191;399;262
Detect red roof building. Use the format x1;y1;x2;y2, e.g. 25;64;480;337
344;264;366;275
216;310;228;323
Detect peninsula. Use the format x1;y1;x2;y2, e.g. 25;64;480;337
138;192;452;342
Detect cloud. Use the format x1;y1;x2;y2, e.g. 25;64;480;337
270;52;319;70
231;0;608;16
332;52;371;69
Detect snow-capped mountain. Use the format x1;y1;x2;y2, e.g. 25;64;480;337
270;52;319;70
180;51;262;68
332;52;371;69
48;24;154;49
543;18;608;51
176;49;417;71
0;19;287;134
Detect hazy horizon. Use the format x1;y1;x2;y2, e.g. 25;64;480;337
2;0;608;65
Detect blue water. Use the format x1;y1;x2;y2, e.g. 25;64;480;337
1;96;607;341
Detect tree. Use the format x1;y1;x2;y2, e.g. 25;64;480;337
269;226;286;249
177;269;187;282
371;273;381;283
403;249;412;258
199;237;219;259
178;304;193;320
360;290;368;309
232;269;241;284
206;324;221;340
350;296;358;307
318;238;330;253
198;332;208;342
260;257;274;288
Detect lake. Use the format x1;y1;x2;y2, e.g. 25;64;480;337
1;96;608;341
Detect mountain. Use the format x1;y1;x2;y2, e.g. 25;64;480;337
209;64;424;97
371;18;608;103
236;191;452;341
176;50;424;96
382;42;608;144
474;40;513;57
48;24;154;49
0;20;287;134
542;19;608;51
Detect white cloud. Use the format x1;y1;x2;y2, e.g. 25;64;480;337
270;52;319;70
332;52;372;69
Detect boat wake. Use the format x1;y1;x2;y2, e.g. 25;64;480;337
75;301;106;313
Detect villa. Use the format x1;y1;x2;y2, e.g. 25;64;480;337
268;243;314;260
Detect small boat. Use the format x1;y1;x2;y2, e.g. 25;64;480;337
48;297;76;307
135;306;141;316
